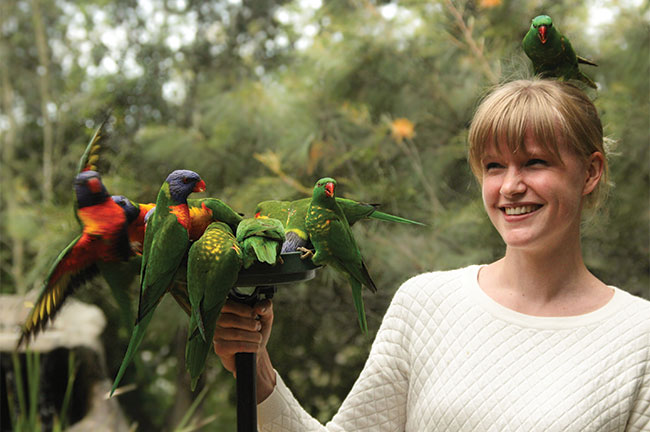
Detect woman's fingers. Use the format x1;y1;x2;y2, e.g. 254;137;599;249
213;299;274;374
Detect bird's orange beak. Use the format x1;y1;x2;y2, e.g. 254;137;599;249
324;182;335;197
193;179;206;193
538;25;547;44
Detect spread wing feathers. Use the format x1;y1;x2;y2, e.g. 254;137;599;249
186;222;242;389
17;234;100;348
236;218;285;268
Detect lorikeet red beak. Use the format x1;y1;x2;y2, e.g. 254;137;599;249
537;25;547;44
193;179;206;193
324;182;335;197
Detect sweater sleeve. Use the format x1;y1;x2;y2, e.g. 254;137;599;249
258;282;413;431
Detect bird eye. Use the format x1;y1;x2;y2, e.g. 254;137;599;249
182;177;190;184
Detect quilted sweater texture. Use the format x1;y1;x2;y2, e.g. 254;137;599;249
258;265;650;431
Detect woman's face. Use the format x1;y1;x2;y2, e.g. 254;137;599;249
480;133;601;253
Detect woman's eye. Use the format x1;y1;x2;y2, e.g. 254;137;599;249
485;162;502;170
526;158;547;166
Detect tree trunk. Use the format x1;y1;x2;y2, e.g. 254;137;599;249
31;0;54;203
0;4;26;294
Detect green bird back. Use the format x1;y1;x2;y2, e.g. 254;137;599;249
186;222;242;389
522;15;597;88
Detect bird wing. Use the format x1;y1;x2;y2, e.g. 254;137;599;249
17;233;101;348
325;216;377;293
136;214;190;321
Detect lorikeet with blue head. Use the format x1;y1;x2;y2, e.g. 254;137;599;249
255;196;424;255
185;221;242;389
17;170;132;348
236;217;285;268
303;178;377;334
522;15;597;88
111;169;205;395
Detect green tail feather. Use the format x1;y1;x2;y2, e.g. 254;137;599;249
350;279;368;334
110;312;153;396
186;332;210;391
193;302;207;343
370;211;425;226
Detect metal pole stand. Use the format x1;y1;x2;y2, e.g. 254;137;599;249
229;252;318;432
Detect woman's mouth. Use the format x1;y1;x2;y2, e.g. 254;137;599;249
502;205;542;216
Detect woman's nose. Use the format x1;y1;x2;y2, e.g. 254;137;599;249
499;168;526;197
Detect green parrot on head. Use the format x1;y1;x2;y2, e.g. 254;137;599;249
186;221;242;389
522;14;597;88
110;169;206;396
303;177;377;334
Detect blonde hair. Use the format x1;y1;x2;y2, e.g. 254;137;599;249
468;79;609;209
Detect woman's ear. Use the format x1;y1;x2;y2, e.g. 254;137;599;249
583;151;605;196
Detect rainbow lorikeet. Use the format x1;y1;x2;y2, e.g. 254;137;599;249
255;197;424;254
236;217;285;268
303;178;377;334
522;15;597;88
185;221;242;389
111;169;205;395
17;171;131;348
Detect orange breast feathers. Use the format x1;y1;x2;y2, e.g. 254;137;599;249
77;199;128;237
129;203;155;254
169;204;192;231
188;202;213;241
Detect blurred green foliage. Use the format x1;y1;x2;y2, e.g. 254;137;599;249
1;0;648;429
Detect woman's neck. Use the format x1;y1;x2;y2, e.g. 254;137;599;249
478;243;612;316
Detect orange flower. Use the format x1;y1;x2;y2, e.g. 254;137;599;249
479;0;501;8
391;118;416;141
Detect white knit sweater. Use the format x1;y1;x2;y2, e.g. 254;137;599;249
258;265;650;431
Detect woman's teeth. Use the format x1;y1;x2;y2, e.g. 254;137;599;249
504;205;540;215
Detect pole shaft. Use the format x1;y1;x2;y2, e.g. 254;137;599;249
236;352;257;432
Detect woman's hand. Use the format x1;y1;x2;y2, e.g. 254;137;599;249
213;298;276;402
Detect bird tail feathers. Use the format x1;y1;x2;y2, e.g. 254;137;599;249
370;210;425;226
